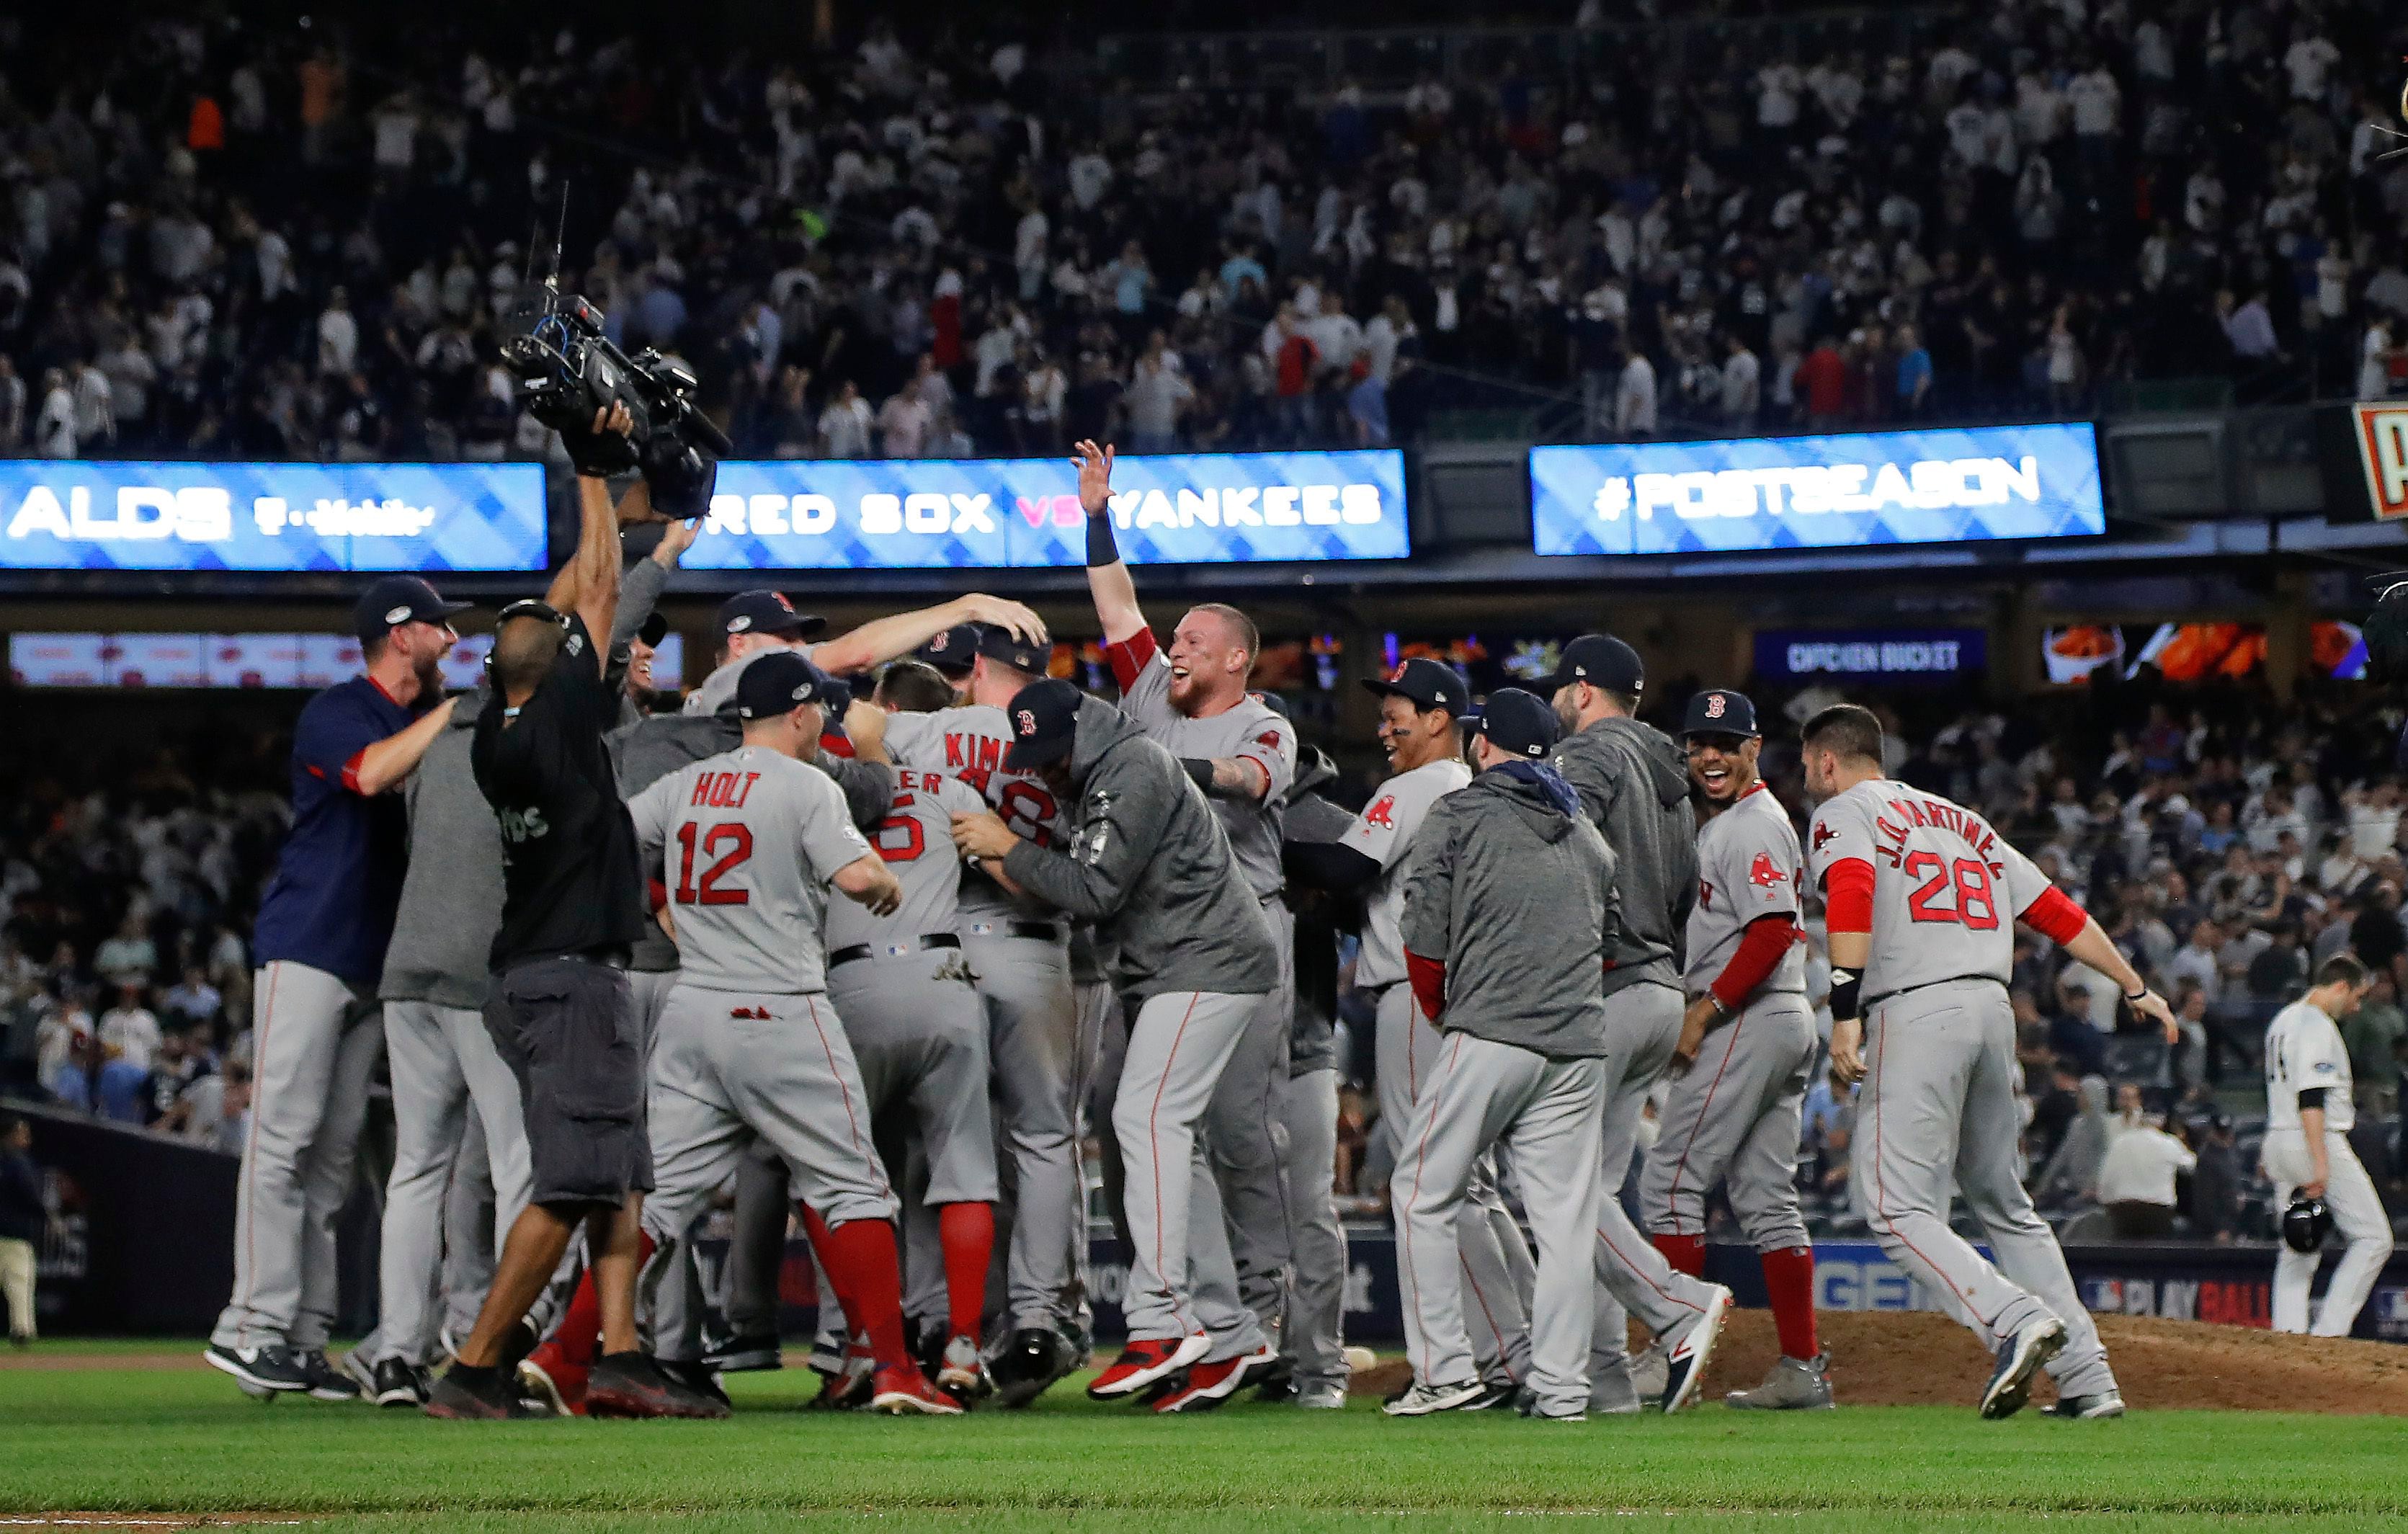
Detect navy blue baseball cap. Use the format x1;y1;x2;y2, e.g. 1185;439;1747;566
915;623;981;675
1002;678;1083;770
735;651;829;718
974;623;1050;677
353;576;469;643
1540;633;1644;697
1475;687;1560;760
718;589;826;641
1362;657;1468;716
1682;689;1760;739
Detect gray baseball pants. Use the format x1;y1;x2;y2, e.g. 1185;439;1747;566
213;961;380;1354
1639;994;1814;1250
1280;1066;1347;1393
1374;982;1533;1389
965;927;1082;1334
367;999;530;1367
1113;989;1261;1345
440;1105;496;1347
1203;899;1296;1339
1392;1029;1605;1417
1855;978;2115;1398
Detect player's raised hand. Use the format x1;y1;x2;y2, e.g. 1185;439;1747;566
956;594;1050;646
1072;438;1116;516
651;512;702;563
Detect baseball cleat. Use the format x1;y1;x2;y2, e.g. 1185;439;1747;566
807;1339;877;1410
1514;1391;1588;1422
519;1339;588;1417
1087;1333;1210;1399
204;1342;313;1395
936;1334;991;1404
1295;1386;1348;1410
1463;1381;1518;1412
297;1350;362;1402
870;1363;966;1415
1152;1343;1276;1414
585;1353;731;1420
2043;1391;2126;1419
369;1357;432;1409
1659;1285;1733;1413
657;1359;732;1412
1250;1355;1298;1401
424;1365;540;1420
1626;1342;1669;1404
701;1332;784;1374
1726;1353;1833;1411
1980;1316;2066;1421
1381;1377;1489;1417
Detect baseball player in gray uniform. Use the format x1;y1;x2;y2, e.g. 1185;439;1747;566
1543;636;1731;1414
1288;658;1535;1400
1639;690;1827;1410
624;651;958;1416
1803;703;2175;1420
1076;440;1298;1363
1384;690;1614;1422
825;661;1002;1401
2262;954;2391;1337
950;678;1279;1414
878;626;1089;1402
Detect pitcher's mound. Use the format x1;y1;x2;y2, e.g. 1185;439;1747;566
1351;1310;2408;1414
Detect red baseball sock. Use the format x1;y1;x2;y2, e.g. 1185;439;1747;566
1760;1245;1819;1360
799;1204;911;1370
552;1272;602;1366
1651;1232;1706;1278
937;1203;994;1345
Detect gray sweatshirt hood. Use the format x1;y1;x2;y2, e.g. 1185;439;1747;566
1473;764;1581;842
1591;714;1690;810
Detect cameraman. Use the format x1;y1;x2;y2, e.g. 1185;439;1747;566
431;405;713;1419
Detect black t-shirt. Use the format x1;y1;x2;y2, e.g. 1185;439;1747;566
471;614;648;970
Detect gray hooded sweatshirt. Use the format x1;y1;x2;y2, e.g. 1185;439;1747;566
379;687;504;1009
1550;713;1698;996
1002;695;1277;1003
1400;764;1620;1058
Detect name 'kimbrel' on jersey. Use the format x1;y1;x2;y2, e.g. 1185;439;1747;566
826;766;988;952
883;704;1067;921
1806;780;2052;999
626;745;874;995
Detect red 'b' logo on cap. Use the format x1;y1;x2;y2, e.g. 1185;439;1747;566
1390;664;1407;682
1705;694;1727;720
1017;709;1038;736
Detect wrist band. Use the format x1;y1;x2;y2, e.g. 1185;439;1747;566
2123;984;2148;1001
1829;968;1861;1022
1086;509;1121;567
1182;757;1216;793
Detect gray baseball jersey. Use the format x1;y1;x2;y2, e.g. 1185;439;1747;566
625;746;873;994
884;704;1069;922
1805;780;2051;998
1341;758;1471;990
825;767;986;950
1111;630;1296;901
1685;785;1807;997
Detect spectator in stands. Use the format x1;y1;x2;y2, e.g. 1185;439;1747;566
97;985;162;1073
2343;971;2404;1118
161;967;222;1034
92;914;158;990
2035;1074;2112;1210
0;1115;39;1346
2097;1113;2197;1238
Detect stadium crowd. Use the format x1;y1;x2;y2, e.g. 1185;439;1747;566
0;1;2406;464
8;661;2404;1251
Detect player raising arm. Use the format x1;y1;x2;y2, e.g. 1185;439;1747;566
1802;703;2170;1424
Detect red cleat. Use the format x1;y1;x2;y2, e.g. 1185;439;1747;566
1086;1334;1209;1400
1152;1343;1275;1414
518;1339;587;1417
869;1363;964;1416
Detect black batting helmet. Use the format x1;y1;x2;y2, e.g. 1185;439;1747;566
2280;1194;2332;1254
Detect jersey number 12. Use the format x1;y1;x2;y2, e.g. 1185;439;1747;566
674;821;754;905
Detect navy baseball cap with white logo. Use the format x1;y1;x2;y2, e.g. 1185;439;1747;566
1540;633;1644;696
1475;687;1560;759
1002;678;1083;770
915;623;981;675
734;651;828;718
1682;689;1760;739
718;589;826;641
1362;657;1468;716
974;624;1050;677
352;576;469;643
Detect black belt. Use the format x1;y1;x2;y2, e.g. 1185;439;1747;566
963;919;1061;942
1865;974;2005;1010
830;934;962;968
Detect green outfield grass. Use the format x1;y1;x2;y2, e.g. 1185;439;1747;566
3;1355;2404;1533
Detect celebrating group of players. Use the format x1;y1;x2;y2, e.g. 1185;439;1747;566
199;426;2182;1424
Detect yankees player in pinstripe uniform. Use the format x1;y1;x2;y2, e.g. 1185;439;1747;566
1641;690;1828;1410
1804;703;2174;1420
1545;636;1734;1414
950;679;1279;1413
625;651;959;1416
206;576;465;1401
1077;440;1300;1371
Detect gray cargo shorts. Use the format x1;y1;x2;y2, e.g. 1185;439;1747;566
485;955;653;1209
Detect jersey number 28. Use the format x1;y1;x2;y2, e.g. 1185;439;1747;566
1902;850;1999;930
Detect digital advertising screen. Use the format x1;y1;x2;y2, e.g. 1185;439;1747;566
681;450;1410;570
1530;423;2107;557
0;461;548;573
1753;628;1987;685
